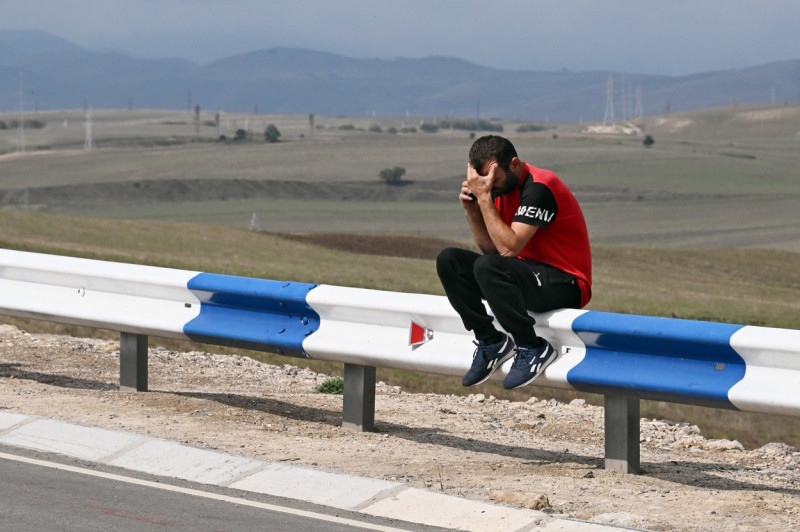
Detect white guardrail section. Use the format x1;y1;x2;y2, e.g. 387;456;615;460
304;286;585;389
2;249;800;474
0;249;202;338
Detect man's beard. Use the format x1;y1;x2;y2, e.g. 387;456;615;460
492;168;520;198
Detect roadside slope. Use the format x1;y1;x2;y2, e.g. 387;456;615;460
1;324;798;532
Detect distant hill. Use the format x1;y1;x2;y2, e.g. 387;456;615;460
1;30;798;121
0;30;83;64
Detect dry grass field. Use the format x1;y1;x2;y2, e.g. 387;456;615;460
1;104;800;447
3;106;799;250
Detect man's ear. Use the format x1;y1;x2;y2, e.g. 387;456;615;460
509;157;523;175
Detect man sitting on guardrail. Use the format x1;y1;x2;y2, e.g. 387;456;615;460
436;135;592;389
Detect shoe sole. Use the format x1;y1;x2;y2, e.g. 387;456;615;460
506;349;559;389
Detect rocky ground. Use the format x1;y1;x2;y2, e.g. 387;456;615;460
1;323;799;531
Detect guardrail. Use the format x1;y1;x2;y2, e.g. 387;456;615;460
2;249;799;474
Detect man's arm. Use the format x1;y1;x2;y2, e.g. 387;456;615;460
460;180;497;253
465;163;538;257
480;207;538;257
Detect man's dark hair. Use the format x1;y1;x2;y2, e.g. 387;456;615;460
468;135;518;174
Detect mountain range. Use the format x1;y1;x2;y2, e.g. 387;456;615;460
1;30;798;122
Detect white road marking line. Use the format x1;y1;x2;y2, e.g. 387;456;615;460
0;451;410;532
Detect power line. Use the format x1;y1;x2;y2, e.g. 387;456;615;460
602;75;615;125
17;72;25;153
84;107;94;150
634;85;644;119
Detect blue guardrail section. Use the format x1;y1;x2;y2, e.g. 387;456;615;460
183;273;320;358
567;312;747;409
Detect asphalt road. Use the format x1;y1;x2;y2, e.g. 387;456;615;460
0;446;447;532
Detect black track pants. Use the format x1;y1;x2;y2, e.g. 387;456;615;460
436;247;581;347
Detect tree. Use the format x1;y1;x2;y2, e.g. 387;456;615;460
379;166;406;185
265;124;281;143
643;135;655;147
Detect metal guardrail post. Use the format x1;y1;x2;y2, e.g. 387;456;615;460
342;363;376;431
604;394;640;474
119;332;148;392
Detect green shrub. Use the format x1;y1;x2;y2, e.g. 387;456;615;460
264;124;281;143
379;166;406;185
315;377;344;394
441;119;503;132
3;119;46;129
516;123;552;133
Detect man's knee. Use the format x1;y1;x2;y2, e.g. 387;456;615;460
436;247;460;274
437;247;479;276
436;246;461;264
473;253;506;282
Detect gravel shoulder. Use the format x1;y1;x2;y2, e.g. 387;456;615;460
1;324;799;531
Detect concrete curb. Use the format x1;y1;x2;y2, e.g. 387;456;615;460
0;411;621;531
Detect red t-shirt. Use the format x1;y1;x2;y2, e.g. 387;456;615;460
494;163;592;307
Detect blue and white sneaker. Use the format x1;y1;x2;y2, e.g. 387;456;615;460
461;333;515;387
502;341;558;389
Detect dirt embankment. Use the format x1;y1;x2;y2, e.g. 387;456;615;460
1;324;799;532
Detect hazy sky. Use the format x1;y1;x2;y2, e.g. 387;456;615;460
2;0;798;76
